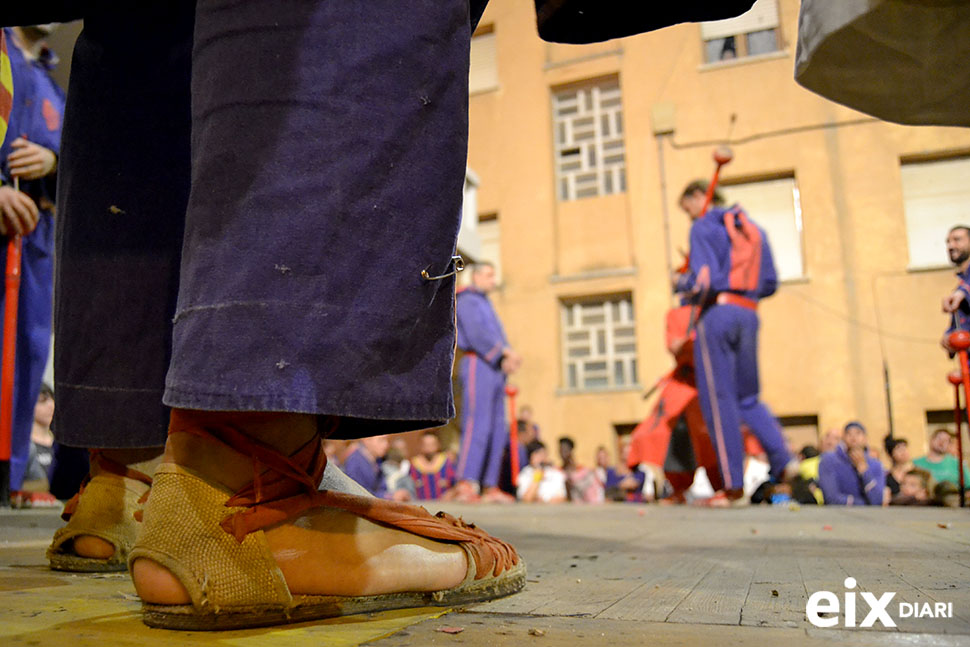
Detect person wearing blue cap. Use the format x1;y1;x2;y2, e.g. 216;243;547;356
818;421;885;506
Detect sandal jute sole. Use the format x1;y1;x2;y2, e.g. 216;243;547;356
47;468;151;573
130;463;525;630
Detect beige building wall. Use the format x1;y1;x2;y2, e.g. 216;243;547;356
466;0;970;466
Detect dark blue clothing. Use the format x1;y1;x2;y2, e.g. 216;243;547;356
678;206;777;302
818;445;885;506
340;446;386;498
409;454;456;500
687;205;790;490
46;1;474;446
946;266;970;338
1;30;61;489
605;467;645;502
456;287;509;487
456;288;508;368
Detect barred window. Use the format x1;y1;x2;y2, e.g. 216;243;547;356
552;78;626;201
561;294;637;390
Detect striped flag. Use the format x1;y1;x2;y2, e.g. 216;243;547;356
0;31;12;145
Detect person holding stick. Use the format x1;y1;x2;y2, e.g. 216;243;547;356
941;225;970;352
676;167;794;505
0;24;62;505
454;261;521;503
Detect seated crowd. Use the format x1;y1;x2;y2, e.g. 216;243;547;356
18;390;970;509
331;417;969;508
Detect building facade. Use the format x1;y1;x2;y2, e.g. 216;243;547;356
464;0;970;465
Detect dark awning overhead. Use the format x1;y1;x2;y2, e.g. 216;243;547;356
795;0;970;127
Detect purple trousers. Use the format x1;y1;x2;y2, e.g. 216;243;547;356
456;354;508;489
694;304;791;490
52;0;476;447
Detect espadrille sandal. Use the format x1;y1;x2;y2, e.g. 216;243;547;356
47;451;153;572
129;418;525;630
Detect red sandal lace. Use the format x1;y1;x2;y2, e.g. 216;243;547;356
62;450;154;522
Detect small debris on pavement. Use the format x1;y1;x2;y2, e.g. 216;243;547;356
938;522;952;529
771;589;779;597
750;528;758;534
822;525;833;531
436;626;464;634
528;628;546;637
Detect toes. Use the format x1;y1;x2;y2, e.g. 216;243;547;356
132;558;192;604
73;535;116;559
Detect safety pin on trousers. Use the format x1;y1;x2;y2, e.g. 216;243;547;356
421;255;464;281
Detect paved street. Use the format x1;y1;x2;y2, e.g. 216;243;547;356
3;504;969;646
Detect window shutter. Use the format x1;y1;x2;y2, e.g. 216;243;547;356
901;157;970;269
469;32;498;94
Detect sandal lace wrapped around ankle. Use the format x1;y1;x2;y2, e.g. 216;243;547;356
129;413;524;630
47;451;153;572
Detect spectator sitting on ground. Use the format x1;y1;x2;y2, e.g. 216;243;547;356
381;445;416;502
518;405;541;442
797;429;839;485
559;436;604;503
340;435;390;498
517;440;567;503
818;421;885;505
409;430;457;500
819;427;842;453
883;437;913;500
933;480;962;507
594;445;611;487
605;437;647;502
890;468;932;506
913;429;970;492
14;384;58;508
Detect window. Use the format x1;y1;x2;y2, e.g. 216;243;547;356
552;77;626;201
561;294;637;390
701;0;780;63
901;156;970;269
469;26;498;94
777;414;819;456
720;176;805;281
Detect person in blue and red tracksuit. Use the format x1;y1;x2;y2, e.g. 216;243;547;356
455;261;521;503
941;225;970;352
410;430;457;500
676;180;795;505
0;25;63;506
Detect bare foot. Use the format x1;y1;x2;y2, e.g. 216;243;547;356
132;413;468;605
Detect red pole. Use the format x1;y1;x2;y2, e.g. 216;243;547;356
957;354;969;508
1;232;22;505
505;384;519;487
948;330;970;507
685;147;733;335
700;145;733;216
950;371;964;508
